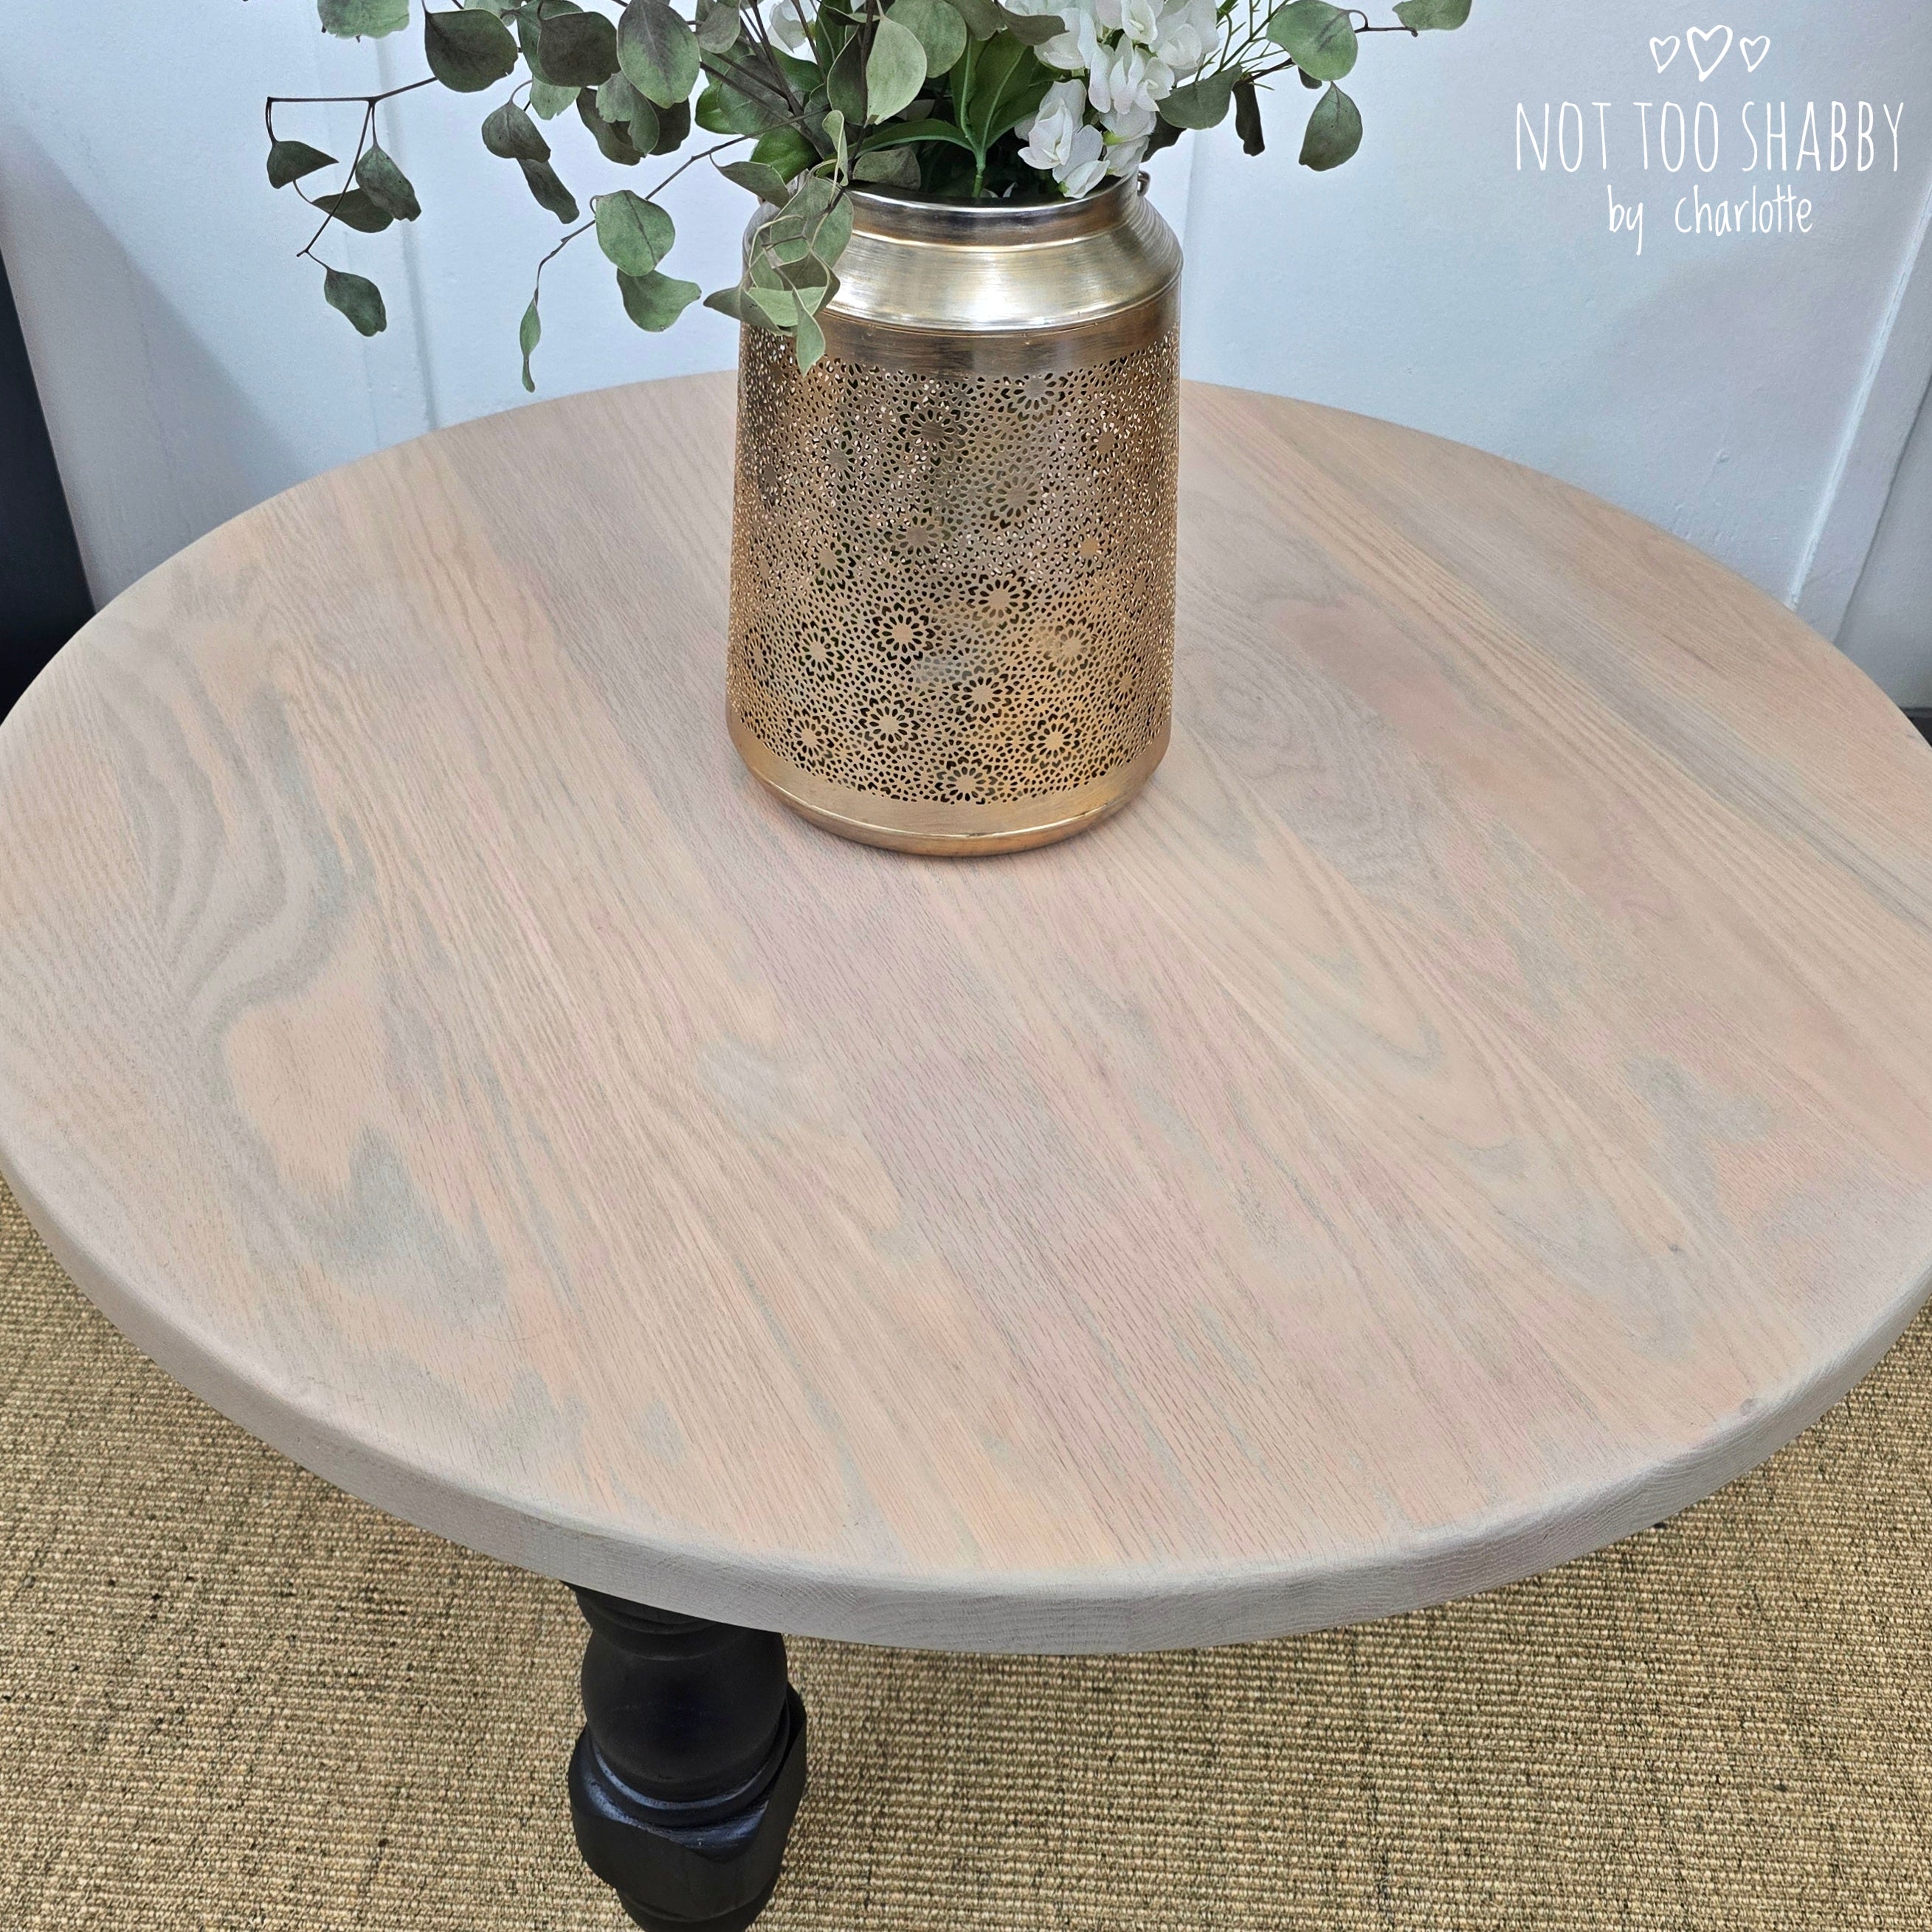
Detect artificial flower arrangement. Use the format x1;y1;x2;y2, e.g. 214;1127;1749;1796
266;0;1469;377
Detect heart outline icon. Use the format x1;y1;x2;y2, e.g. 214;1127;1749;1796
1740;34;1770;72
1688;24;1733;81
1651;35;1680;72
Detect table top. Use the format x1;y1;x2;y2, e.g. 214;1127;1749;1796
4;374;1931;1655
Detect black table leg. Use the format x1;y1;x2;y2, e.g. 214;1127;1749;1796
567;1589;808;1931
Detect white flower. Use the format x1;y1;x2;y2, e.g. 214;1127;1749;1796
1018;77;1109;196
1086;37;1173;116
1018;78;1089;168
1104;134;1149;176
1151;0;1218;77
1119;0;1163;47
762;0;813;52
1101;102;1157;140
1032;0;1101;74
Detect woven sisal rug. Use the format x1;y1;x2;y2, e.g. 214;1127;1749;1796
3;1176;1929;1928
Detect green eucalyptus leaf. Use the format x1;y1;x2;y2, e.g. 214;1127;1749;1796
311;187;394;231
650;97;692;151
948;0;1004;39
704;283;749;320
519;156;582;219
852;145;920;183
519;298;541;391
793;305;826;370
319;0;408;38
597;72;641;122
322;266;388;334
811;193;853;264
355;142;421;219
694;77;783;134
823;106;849;170
618;266;703;329
1393;0;1470;26
597;75;663;149
747;283;799;326
578;89;645;162
886;0;966;78
267;139;337;189
1298;62;1322;86
994;7;1063;46
531;79;582;116
781;173;837;221
540;8;621;83
618;0;702;108
483;100;551;158
751;125;818;180
720;159;794;201
1233;76;1263;154
1157;69;1233;128
826;33;867;127
424;7;520;89
696;4;742;52
1265;0;1356;80
627;97;663;148
1299;78;1361;168
596;187;673;270
864;16;927;123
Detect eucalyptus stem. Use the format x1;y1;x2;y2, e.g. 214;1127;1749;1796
296;101;376;263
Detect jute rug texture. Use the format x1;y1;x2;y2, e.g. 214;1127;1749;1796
3;1176;1929;1928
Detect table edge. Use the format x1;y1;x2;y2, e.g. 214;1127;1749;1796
9;1145;1927;1655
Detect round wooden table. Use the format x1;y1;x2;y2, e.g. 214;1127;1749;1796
5;374;1932;1929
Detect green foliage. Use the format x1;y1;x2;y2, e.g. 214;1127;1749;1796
888;0;967;78
596;188;675;270
865;17;928;124
520;156;580;218
539;10;620;85
482;100;549;158
751;125;818;181
424;8;518;90
519;298;542;390
1158;70;1233;128
578;89;646;162
318;0;408;39
267;139;336;189
1300;80;1362;167
618;0;701;108
720;158;796;201
355;142;421;220
695;3;742;55
269;0;1464;382
312;187;393;231
1233;77;1263;155
323;266;388;333
1266;0;1357;80
948;0;1058;44
1394;0;1470;27
618;266;703;328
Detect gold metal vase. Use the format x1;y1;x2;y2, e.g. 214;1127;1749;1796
726;173;1181;856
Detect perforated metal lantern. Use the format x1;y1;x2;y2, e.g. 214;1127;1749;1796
726;175;1181;856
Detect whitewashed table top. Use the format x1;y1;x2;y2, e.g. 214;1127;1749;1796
4;373;1931;1652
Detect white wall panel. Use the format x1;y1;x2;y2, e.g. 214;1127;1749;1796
3;0;1929;705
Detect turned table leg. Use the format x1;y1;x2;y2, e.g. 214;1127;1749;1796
567;1589;809;1931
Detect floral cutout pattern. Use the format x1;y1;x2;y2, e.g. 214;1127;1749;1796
729;328;1179;809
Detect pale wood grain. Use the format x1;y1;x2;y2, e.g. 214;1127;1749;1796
3;375;1931;1652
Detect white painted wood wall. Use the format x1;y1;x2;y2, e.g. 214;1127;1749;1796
1;0;1928;696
